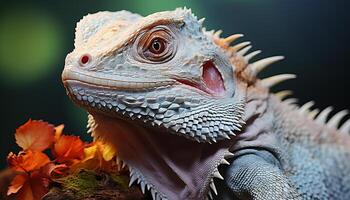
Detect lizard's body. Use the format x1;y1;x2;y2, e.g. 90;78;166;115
62;8;350;199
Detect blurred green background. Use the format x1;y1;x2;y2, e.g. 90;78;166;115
0;0;349;168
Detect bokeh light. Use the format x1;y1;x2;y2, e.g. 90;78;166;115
0;8;64;87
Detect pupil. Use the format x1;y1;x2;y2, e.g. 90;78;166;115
153;41;160;51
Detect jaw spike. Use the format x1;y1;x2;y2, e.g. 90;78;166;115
327;110;349;129
340;119;350;134
224;152;235;159
140;181;146;194
237;45;252;56
222;34;243;45
210;181;218;195
208;191;213;199
245;50;261;62
213;170;224;180
249;56;284;76
260;74;296;88
129;175;137;187
299;101;315;114
315;106;333;124
220;158;230;165
275;90;293;100
230;41;251;52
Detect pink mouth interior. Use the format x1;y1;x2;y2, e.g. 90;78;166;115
202;61;226;95
177;61;226;96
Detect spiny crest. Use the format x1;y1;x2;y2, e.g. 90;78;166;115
209;30;296;89
274;92;350;134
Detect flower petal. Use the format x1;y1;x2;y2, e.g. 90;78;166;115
7;150;50;172
15;119;55;151
7;174;27;195
53;135;84;163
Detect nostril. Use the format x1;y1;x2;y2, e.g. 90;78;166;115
79;54;91;66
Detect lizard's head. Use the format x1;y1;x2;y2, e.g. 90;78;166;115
62;8;261;143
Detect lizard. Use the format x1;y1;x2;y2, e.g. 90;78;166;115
61;8;350;200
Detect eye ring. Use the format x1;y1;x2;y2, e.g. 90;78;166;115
135;26;176;63
79;54;91;66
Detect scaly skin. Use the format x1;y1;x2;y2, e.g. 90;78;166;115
62;8;350;200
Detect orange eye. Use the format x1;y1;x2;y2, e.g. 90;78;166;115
148;38;166;54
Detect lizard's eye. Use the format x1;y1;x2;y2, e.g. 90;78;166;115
148;38;166;54
136;26;176;63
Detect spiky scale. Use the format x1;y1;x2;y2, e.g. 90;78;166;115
315;106;333;124
275;90;293;100
237;45;252;56
260;74;296;88
129;175;137;187
340;119;350;134
210;181;218;195
213;170;224;180
230;41;251;52
327;110;349;129
245;50;261;61
299;101;315;114
222;34;243;45
250;56;284;76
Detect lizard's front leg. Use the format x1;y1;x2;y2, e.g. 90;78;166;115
225;149;302;200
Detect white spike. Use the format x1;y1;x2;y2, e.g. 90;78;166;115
208;190;213;199
214;29;222;37
308;109;320;120
222;34;243;44
315;106;333;124
230;41;251;52
340;119;350;134
210;181;218;195
327;110;349;129
198;17;205;25
221;158;230;165
250;56;284;76
275;90;293;100
221;133;230;139
122;162;127;169
299;101;315;114
225;152;235;159
151;189;156;199
129;175;137;187
260;74;296;88
283;98;298;105
244;50;261;61
140;181;146;194
213;170;224;180
237;45;252;56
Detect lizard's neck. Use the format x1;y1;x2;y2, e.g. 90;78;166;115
90;112;232;200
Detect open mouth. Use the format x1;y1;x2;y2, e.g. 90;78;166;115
176;61;226;96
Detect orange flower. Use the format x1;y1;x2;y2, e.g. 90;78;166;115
53;135;85;164
7;171;49;200
7;150;50;172
15;119;55;152
70;141;117;172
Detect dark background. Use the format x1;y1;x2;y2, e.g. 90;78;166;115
0;0;349;168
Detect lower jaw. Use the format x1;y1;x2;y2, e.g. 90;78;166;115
89;112;235;200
